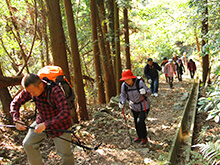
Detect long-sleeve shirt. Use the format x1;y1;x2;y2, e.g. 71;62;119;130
164;63;177;77
144;62;162;79
187;61;196;71
10;82;72;137
120;78;151;112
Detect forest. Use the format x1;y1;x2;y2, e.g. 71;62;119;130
0;0;220;164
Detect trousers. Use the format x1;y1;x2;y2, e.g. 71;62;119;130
132;110;148;138
150;76;159;94
23;121;74;165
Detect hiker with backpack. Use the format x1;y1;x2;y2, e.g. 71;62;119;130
10;73;74;165
119;69;151;145
187;59;197;79
144;58;162;97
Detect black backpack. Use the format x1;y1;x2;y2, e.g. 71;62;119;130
42;76;75;110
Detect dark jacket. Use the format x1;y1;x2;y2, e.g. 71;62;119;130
175;62;185;75
144;62;162;79
187;61;196;71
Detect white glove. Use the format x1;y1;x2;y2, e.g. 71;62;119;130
139;88;146;95
119;102;124;108
148;79;152;83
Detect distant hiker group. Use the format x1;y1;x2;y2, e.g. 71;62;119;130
119;52;197;145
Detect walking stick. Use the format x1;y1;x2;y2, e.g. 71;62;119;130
142;95;147;113
122;108;133;143
0;114;101;151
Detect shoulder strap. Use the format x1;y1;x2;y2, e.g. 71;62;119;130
43;77;57;108
135;78;141;92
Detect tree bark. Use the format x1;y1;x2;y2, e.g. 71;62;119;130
123;7;131;69
96;4;115;103
63;0;88;121
97;0;116;96
0;76;23;88
201;0;209;83
0;66;13;120
45;0;71;82
107;0;115;73
114;1;122;95
90;0;106;104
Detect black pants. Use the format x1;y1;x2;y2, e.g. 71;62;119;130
132;110;149;139
168;77;173;88
190;70;195;78
177;72;182;81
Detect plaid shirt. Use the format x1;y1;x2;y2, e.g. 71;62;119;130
10;82;73;137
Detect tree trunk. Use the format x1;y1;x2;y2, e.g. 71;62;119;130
0;66;13;120
97;0;116;96
96;4;115;103
63;0;88;121
107;0;115;74
0;76;23;88
114;1;122;95
90;0;106;104
39;0;50;65
123;7;131;69
201;0;209;84
45;0;71;82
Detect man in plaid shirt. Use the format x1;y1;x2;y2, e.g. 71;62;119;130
10;74;74;165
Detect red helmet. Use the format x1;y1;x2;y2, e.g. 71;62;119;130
119;69;137;81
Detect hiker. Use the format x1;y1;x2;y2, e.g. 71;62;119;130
10;74;74;165
175;58;185;81
160;57;169;82
164;59;177;89
172;53;179;63
144;58;162;97
187;59;197;79
119;69;151;145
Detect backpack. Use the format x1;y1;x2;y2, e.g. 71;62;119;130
37;66;75;110
124;76;146;101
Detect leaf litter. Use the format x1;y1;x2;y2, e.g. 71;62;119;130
0;76;194;164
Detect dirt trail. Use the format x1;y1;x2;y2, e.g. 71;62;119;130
0;74;193;165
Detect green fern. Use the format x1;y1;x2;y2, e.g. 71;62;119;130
193;141;220;164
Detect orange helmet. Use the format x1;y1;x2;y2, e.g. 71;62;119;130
119;69;137;81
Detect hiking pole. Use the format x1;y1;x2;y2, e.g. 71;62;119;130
0;114;102;151
142;95;147;113
121;108;133;143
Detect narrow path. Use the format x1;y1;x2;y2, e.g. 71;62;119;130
0;73;194;165
72;73;193;165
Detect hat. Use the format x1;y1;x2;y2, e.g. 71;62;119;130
163;57;167;60
178;58;182;62
147;58;153;62
168;59;173;63
119;69;137;81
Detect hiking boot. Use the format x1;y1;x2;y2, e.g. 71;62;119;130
141;138;148;145
134;137;141;142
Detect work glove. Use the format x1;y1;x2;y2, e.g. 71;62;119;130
139;88;146;95
148;79;152;84
119;102;124;109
